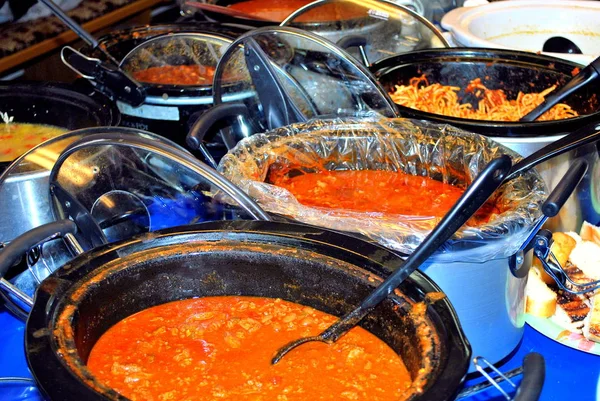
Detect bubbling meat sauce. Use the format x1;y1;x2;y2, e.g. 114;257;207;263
87;296;413;401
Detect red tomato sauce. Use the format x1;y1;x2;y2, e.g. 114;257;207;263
87;296;412;401
227;0;313;21
228;0;365;22
133;65;217;86
268;170;499;221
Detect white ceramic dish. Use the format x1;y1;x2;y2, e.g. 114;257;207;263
441;0;600;65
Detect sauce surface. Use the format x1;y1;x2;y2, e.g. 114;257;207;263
228;0;365;22
88;296;412;401
132;65;217;86
268;169;499;220
228;0;313;21
0;123;67;162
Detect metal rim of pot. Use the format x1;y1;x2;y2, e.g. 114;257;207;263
369;47;600;138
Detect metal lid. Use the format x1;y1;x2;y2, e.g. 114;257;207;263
212;26;398;137
0;127;268;246
280;0;449;66
119;33;233;87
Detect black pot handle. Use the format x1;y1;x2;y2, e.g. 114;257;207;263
542;159;588;217
336;35;370;67
0;220;77;279
186;102;251;154
513;353;545;401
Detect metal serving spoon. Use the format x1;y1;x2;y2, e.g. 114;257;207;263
520;54;600;122
272;155;513;364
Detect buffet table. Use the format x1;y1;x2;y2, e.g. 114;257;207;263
1;304;599;400
0;1;599;400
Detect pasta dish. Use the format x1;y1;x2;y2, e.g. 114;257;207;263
389;75;579;122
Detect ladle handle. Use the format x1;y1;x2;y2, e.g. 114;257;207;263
38;0;98;48
506;121;600;182
323;155;512;341
521;56;600;122
513;353;545;401
0;220;77;279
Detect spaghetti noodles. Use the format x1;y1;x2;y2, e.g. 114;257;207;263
389;76;579;122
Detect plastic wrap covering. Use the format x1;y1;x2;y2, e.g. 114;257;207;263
219;117;548;262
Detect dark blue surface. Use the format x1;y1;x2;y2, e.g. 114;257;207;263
1;305;598;400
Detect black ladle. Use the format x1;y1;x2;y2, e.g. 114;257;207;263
272;155;513;364
543;36;583;55
520;54;599;122
505;121;600;182
38;0;146;106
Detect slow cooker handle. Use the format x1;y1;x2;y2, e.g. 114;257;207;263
513;353;545;401
0;220;77;279
186;103;251;158
336;35;370;67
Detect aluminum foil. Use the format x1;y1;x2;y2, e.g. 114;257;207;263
219;117;548;262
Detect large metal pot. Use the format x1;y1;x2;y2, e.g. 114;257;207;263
370;48;600;231
18;220;471;401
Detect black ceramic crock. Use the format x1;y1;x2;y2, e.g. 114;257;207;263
370;48;600;138
25;220;470;401
0;81;119;173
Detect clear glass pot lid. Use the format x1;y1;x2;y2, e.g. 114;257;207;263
119;32;233;87
0;127;268;246
212;26;398;137
280;0;449;66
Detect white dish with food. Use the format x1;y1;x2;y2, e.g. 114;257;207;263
441;0;600;65
525;221;600;354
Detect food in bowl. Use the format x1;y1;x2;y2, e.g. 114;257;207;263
132;64;217;86
389;75;579;122
88;296;412;400
0;121;67;162
267;168;500;223
526;221;600;343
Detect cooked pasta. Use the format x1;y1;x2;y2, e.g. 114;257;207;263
389;75;579;122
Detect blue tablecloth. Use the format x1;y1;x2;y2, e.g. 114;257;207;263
1;306;599;400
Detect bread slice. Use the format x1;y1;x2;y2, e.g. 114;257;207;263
550;289;590;333
532;232;577;285
569;241;600;280
526;270;557;318
580;221;600;246
583;292;600;343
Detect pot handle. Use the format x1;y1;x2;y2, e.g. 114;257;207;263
336;35;370;67
465;353;545;401
186;102;251;156
0;220;77;279
513;353;545;401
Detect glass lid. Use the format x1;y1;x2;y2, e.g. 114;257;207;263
0;127;268;312
280;0;449;66
0;127;268;247
119;33;233;87
212;26;398;137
